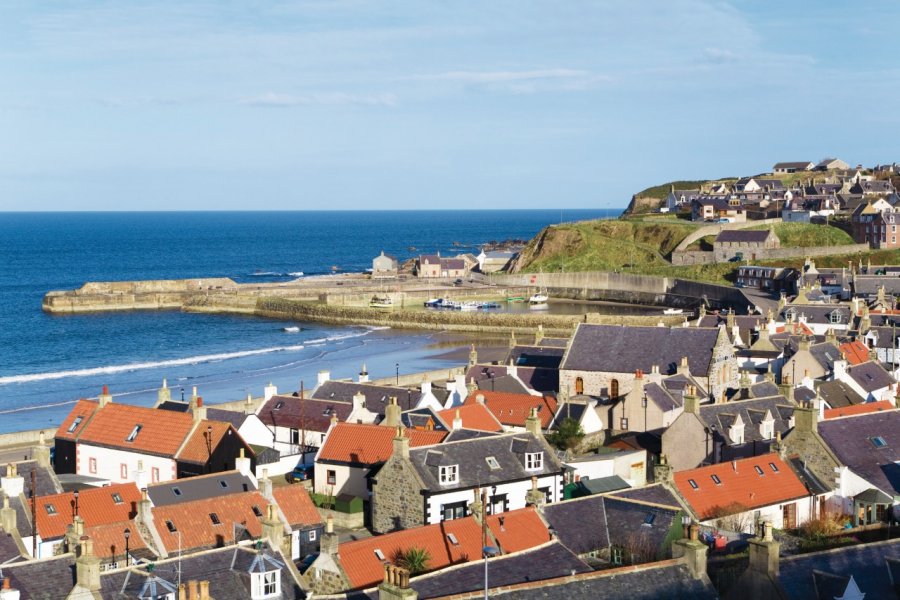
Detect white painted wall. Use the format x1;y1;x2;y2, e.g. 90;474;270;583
424;474;562;525
237;415;277;448
313;463;369;498
700;496;816;533
77;444;176;484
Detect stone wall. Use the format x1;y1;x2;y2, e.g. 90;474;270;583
670;251;716;266
370;455;426;534
673;218;782;252
672;242;869;266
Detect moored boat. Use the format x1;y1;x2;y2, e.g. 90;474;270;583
370;295;394;309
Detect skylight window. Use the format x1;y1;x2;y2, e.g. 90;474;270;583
870;436;888;448
111;493;123;504
219;480;228;489
754;466;764;476
711;474;722;485
125;424;143;442
769;462;779;473
273;401;284;410
643;513;656;526
165;520;177;533
209;513;221;525
688;479;699;490
252;505;263;517
374;549;385;560
447;533;459;546
485;456;501;470
172;487;182;496
45;504;57;515
67;416;83;433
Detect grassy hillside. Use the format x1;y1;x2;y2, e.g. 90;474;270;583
748;223;854;247
633;180;709;201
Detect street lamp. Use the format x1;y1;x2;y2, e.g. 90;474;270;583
73;490;79;517
482;545;499;599
395;363;400;385
642;394;648;432
124;527;131;565
681;515;691;539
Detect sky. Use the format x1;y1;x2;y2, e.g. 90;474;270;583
1;1;899;211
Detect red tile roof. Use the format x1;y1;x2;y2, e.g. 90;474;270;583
436;404;504;432
775;323;815;336
463;391;558;428
316;423;447;465
71;402;196;457
824;401;896;419
673;455;809;520
152;491;269;552
54;399;100;441
272;486;322;528
84;520;147;559
338;508;548;590
35;482;142;540
176;420;249;464
839;341;870;366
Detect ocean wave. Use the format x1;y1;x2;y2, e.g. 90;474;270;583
287;272;304;277
0;329;376;386
0;398;79;415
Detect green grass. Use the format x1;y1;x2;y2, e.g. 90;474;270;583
633;180;709;201
747;223;854;247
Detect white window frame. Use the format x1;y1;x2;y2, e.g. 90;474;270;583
439;465;459;485
525;452;543;471
251;570;281;598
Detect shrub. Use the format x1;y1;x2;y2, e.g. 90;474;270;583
394;546;431;575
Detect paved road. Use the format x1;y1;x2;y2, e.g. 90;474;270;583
0;446;33;465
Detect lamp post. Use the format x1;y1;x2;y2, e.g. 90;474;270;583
482;545;499;599
642;394;648;432
73;490;79;518
681;515;691;539
124;527;131;565
395;363;399;385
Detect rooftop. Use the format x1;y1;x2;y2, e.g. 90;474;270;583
316;422;447;465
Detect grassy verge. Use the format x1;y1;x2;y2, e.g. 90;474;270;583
747;222;854;247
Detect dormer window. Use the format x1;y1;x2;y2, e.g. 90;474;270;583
439;465;459;485
525;452;543;471
830;311;843;324
251;571;281;599
126;424;143;442
45;503;57;515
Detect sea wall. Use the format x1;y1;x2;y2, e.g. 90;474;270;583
671;243;870;265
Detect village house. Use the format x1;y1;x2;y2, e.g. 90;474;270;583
850;199;900;247
814;158;850;171
665;186;703;212
370;413;564;533
462;390;558;432
832;358;896;403
735;265;796;293
733;177;785;194
613;368;706;434
54;387;255;484
258;392;377;453
773;161;814;174
713;229;780;262
560;323;737;404
371;250;399;278
691;196;747;222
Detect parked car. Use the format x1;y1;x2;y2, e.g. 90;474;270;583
289;463;314;483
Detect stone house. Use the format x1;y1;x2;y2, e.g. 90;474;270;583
612;368;706;434
370;413;564;533
665;186;703;212
559;323;737;404
734;178;785;194
416;254;442;278
833;359;896;403
773;161;814;174
478;250;516;273
713;229;780;262
661;392;796;472
371;251;399;278
814;158;850;171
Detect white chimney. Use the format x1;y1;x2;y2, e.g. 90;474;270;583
421;378;432;396
358;364;369;383
317;370;330;387
263;382;278;401
352;392;366;412
235;448;252;478
0;465;24;498
452;409;463;431
131;460;147;490
0;577;20;600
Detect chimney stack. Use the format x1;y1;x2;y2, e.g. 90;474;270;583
0;495;16;534
677;356;690;375
0;577;20;600
136;488;154;528
525;476;546;509
358;364;369;383
263;382;278;402
683;386;700;414
235;448;252;478
525;406;542;437
33;431;51;469
259;468;273;501
352;392;367;413
1;464;24;498
452;409;462;431
672;523;708;580
192;397;207;423
468;344;478;367
383;397;402;428
316;370;330;387
244;393;255;415
320;515;339;556
98;385;113;408
378;565;418;600
75;536;101;592
392;427;410;459
157;379;171;406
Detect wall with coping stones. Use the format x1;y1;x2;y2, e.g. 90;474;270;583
671;242;870;266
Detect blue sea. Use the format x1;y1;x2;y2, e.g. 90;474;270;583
0;210;618;433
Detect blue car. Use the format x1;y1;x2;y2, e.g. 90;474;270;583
291;463;314;482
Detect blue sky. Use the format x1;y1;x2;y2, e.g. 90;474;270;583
1;1;899;211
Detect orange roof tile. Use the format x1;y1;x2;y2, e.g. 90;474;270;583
176;420;250;464
84;520;146;559
339;517;485;590
437;404;504;433
775;323;815;336
74;403;195;457
152;491;269;552
824;401;896;419
463;391;558;428
485;507;549;553
55;399;100;441
35;482;142;540
272;486;322;528
673;455;808;520
317;423;447;465
839;341;870;366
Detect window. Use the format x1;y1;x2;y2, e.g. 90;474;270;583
754;465;764;476
488;494;508;515
45;503;57;515
326;470;336;485
643;513;656;526
711;474;722;485
688;479;699;490
374;549;385;560
439;465;459;485
172;487;182;496
209;513;221;525
252;505;263;517
273;401;284;410
126;424;142;442
769;462;779;473
309;529;317;542
219;480;229;489
485;456;501;470
67;416;83;433
870;436;888;448
611;545;624;565
120;464;128;479
447;533;460;545
89;457;97;474
442;501;467;521
574;377;584;395
165;520;177;533
111;493;123;504
290;428;300;445
525;452;543;471
620;417;629;430
830;311;843;324
251;571;281;598
152;467;160;483
609;379;620;399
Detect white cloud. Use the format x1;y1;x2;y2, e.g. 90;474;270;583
404;69;611;94
240;92;398;107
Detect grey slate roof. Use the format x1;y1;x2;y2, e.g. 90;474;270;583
779;538;900;600
577;475;630;495
715;230;773;244
698;396;794;447
538;337;570;348
854;275;900;295
311;381;423;412
507;344;565;369
643;382;683;412
606;483;682;508
750;381;781;398
408;432;563;493
808;341;843;372
561;324;723;378
259;394;354;433
845;361;894;393
481;561;717;599
147;470;256;506
780;305;852;326
205;407;250;429
0;529;23;564
815;380;864;408
818;410;900;495
3;554;76;599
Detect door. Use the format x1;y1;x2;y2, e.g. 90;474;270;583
782;503;797;529
575;377;584;395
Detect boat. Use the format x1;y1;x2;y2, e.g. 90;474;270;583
529;302;549;311
663;308;684;315
506;296;525;303
529;293;549;304
369;295;394;309
282;326;301;333
480;302;501;309
459;301;479;311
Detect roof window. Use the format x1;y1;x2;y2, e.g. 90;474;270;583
754;465;764;476
870;436;888;448
210;513;221;525
769;462;779;473
447;533;459;546
711;474;722;485
111;493;123;504
67;416;83;433
273;401;284;410
252;505;263;517
172;487;182;496
45;504;57;515
485;456;501;470
374;549;385;560
688;479;699;490
219;480;229;489
165;520;177;533
643;513;656;526
126;424;143;442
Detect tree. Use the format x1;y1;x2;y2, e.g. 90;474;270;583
547;417;585;451
395;546;431;575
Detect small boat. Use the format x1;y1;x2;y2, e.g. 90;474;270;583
282;326;301;333
529;302;549;311
529;293;549;304
370;295;394;309
459;302;479;311
663;308;684;315
506;296;525;303
480;302;501;309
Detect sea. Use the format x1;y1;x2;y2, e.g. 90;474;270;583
0;209;620;434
